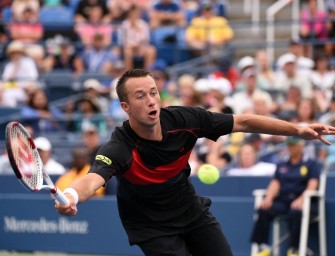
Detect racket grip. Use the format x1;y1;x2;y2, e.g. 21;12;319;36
53;189;70;205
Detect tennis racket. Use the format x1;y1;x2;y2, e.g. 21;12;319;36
5;121;69;205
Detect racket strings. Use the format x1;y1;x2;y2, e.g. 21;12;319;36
11;127;43;190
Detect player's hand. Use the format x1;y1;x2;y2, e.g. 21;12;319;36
55;194;78;216
298;124;335;145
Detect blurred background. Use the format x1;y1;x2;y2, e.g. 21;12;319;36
1;0;335;255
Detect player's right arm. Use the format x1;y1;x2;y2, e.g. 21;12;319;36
55;173;105;216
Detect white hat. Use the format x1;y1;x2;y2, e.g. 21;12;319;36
237;56;255;72
194;78;210;93
34;137;52;151
83;79;100;90
209;78;232;95
277;53;297;68
82;121;98;133
6;41;26;55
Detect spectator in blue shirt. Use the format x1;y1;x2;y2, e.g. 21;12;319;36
150;0;186;28
78;33;119;74
250;136;321;256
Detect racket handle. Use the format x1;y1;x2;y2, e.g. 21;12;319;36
52;189;70;205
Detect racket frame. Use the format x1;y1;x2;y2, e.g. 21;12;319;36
5;121;69;205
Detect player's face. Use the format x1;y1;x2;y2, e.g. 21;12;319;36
121;75;161;129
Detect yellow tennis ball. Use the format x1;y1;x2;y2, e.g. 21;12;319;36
197;164;220;185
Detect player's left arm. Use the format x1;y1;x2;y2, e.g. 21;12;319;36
232;114;335;145
55;173;105;216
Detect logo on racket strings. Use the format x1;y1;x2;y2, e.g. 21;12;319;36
16;133;34;178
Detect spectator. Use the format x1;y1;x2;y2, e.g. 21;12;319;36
66;94;107;134
34;136;67;175
285;39;314;74
326;3;335;56
207;77;233;113
11;0;40;22
237;55;256;75
75;5;113;47
108;0;137;23
235;56;255;89
277;86;301;121
295;97;319;125
2;40;39;82
255;49;276;91
318;95;335;125
108;61;129;125
120;5;156;70
149;60;177;105
244;133;281;165
205;136;232;171
82;78;110;115
78;33;119;74
44;38;85;76
81;122;101;164
310;54;335;112
21;88;65;134
225;143;276;176
198;0;227;17
209;58;239;90
295;97;322;162
178;75;202;107
8;6;45;69
74;0;110;24
250;136;321;256
231;68;269;114
55;146;105;196
0;1;12;20
149;0;186;28
274;53;313;98
300;0;329;57
185;3;233;57
0;40;39;107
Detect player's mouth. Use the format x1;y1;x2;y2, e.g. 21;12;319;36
148;110;158;119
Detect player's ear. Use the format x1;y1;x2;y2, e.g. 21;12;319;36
120;101;130;114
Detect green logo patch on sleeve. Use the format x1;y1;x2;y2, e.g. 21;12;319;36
96;155;112;165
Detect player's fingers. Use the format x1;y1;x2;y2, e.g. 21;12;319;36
319;135;331;145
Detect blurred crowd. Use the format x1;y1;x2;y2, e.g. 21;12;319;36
1;0;335;192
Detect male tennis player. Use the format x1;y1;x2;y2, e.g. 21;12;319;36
56;69;335;256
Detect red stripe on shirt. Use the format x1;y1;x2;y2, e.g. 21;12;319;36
123;148;192;185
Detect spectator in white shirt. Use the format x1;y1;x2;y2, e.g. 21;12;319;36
2;40;39;83
34;137;67;175
225;143;276;176
274;53;313;98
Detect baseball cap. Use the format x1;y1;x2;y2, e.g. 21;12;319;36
209;78;232;95
242;68;257;79
277;53;297;68
83;79;100;90
82;122;98;133
34;137;52;151
194;78;210;93
237;56;255;72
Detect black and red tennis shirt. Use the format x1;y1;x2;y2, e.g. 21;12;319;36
89;106;233;243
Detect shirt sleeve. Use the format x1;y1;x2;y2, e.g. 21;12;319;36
168;106;234;141
88;141;131;182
